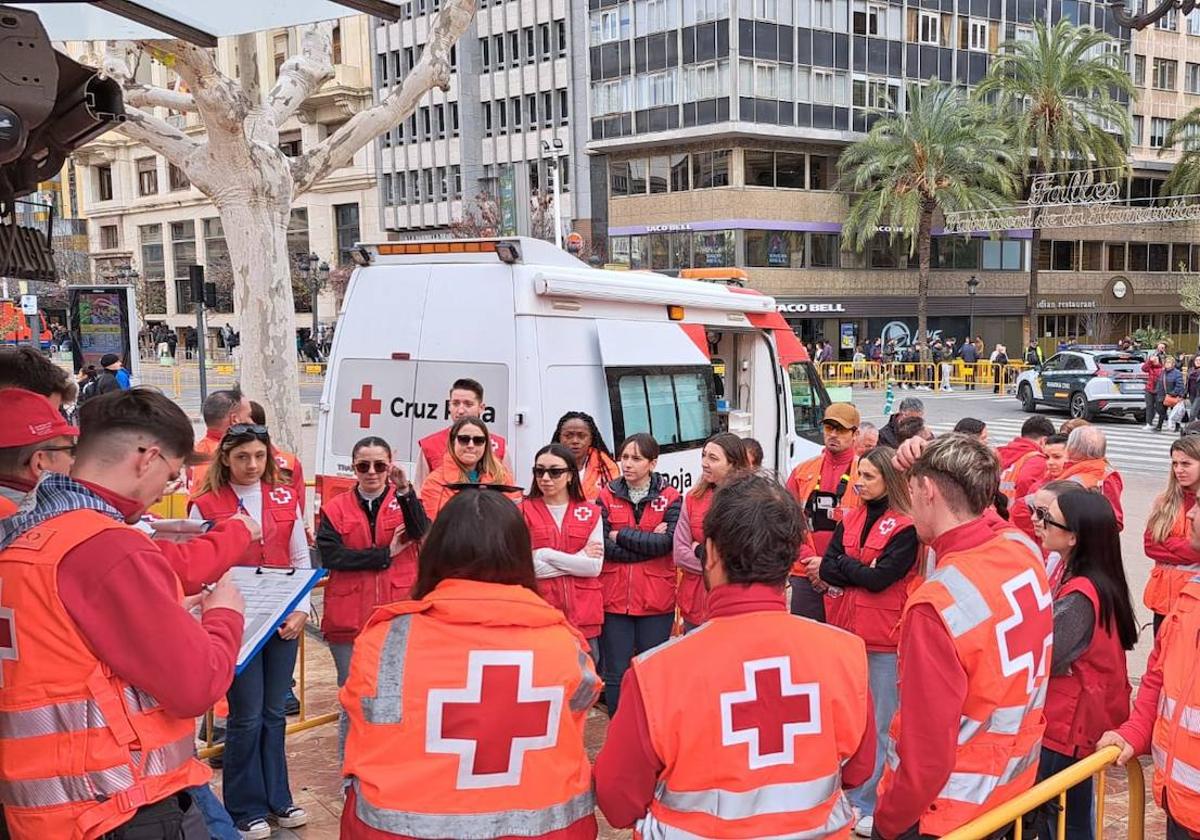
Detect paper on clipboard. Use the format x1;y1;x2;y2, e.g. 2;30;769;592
230;566;326;674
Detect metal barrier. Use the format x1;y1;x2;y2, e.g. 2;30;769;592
883;362;941;389
815;361;1029;392
819;361;883;386
941;746;1145;840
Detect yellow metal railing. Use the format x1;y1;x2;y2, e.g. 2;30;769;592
942;746;1145;840
815;361;1030;392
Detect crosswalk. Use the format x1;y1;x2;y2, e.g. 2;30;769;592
925;415;1176;477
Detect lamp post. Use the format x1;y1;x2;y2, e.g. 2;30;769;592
539;138;565;248
298;252;328;339
966;274;980;340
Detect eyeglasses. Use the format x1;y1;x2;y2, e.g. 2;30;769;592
138;446;183;491
354;460;389;474
455;434;488;447
1032;506;1071;531
37;444;76;456
822;422;856;433
532;466;570;479
227;424;269;440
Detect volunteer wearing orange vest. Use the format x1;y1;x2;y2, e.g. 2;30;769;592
0;389;78;516
1029;490;1136;840
819;445;919;838
521;444;604;662
420;416;520;521
316;436;429;687
340;489;600;839
674;433;749;631
553;411;618;500
595;472;875;838
785;402;863;620
597;433;681;714
189;425;311;838
0;388;249;840
998;416;1054;540
1055;425;1125;531
249;400;306;516
1100;500;1200;840
414;378;508;489
187;387;251;497
875;433;1053;839
1144;436;1200;635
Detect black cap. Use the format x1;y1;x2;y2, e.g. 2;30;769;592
99;353;120;368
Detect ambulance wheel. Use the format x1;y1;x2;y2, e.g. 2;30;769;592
1018;384;1036;412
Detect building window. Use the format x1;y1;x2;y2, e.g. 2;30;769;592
279;131;302;157
981;239;1024;270
1153;58;1177;91
493;34;505;67
335;203;361;265
1132;115;1143;145
452;165;462;200
139;224;164;279
1133;54;1145;86
331;24;342;64
525;26;535;63
1189;9;1200;34
810;233;840;267
745;230;805;267
99;224;119;250
635;0;677;34
691;150;730;188
1187;62;1200;94
136;157;158;196
483;102;492;135
1150;117;1173;148
853;77;899;110
610;161;631;197
592;5;631;43
1157;7;1177;29
202;218;230;309
557;20;567;55
812;0;835;29
918;11;941;45
169;220;196;280
273;33;289;76
968;18;988;51
685;61;729;100
638;68;679;107
509;31;520;66
808;155;830;189
96;165;114;201
558;88;569;124
813;69;835;103
853;3;885;35
670;153;690;191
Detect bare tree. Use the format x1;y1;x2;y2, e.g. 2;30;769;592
449;191;502;238
93;1;477;452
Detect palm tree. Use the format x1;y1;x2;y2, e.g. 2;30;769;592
838;82;1018;362
1162;109;1200;197
976;19;1134;344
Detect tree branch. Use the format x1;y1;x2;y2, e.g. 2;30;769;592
123;84;196;112
268;23;335;124
115;106;202;165
290;0;476;197
138;38;244;135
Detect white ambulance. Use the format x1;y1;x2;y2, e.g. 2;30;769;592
314;237;830;504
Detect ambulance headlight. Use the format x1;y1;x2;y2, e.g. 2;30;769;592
495;241;520;264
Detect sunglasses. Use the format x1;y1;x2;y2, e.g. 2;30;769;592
227;424;269;440
533;466;570;479
822;422;856;432
1032;506;1071;531
354;460;389;474
455;434;488;447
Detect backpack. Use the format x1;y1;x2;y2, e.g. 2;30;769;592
78;377;98;404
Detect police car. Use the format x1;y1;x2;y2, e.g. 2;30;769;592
1014;346;1147;422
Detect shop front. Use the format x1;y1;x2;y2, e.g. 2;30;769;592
1035;277;1196;354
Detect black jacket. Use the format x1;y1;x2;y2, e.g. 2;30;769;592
315;485;430;571
597;474;681;563
877;414;904;449
94;370;121;396
818;496;919;591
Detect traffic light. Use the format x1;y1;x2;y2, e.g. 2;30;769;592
204;282;217;309
189;265;204;307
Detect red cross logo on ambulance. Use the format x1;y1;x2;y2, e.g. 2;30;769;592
269;487;293;507
995;569;1053;695
350;384;383;429
0;581;18;687
573;507;594;523
719;657;821;769
426;650;563;790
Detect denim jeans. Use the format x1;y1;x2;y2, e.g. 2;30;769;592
599;612;673;713
847;652;898;819
222;633;298;825
789;575;826;622
1034;747;1094;840
188;784;239;840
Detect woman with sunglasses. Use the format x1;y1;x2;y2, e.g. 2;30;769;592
1030;480;1081;589
553;411;618;500
674;434;750;631
189;424;310;839
420;415;519;520
1144;435;1200;634
521;443;604;662
1032;489;1137;840
316;436;430;689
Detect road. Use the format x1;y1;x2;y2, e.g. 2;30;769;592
849;384;1169;677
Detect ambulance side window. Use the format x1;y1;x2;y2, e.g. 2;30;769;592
608;366;716;454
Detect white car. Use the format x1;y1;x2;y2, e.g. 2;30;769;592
1015;347;1148;422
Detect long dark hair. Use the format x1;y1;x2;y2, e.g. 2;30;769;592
1056;489;1139;650
412;490;536;598
552;411;614;460
526;443;585;503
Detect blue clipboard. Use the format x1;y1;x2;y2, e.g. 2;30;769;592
234;566;326;675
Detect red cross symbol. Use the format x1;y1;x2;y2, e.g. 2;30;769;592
720;657;820;769
995;569;1053;694
878;517;897;537
350;384;382;429
275;455;289;469
427;650;563;789
650;496;669;513
573;506;594;523
268;487;292;506
0;582;18;687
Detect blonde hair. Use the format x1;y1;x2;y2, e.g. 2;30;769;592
197;429;282;496
859;446;911;514
908;432;999;516
449;416;506;482
1148;436;1200;543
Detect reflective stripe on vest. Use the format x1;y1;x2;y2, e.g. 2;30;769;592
362;614;413;725
1160;694;1200;736
351;778;595;838
958;681;1048;745
929;565;992;637
1155;562;1200;574
654;772;841;820
938;741;1041;806
1170;755;1200;794
638;795;855;840
0;731;194;808
0;685;160;740
570;649;601;713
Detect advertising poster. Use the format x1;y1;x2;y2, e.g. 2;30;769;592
70;288;133;373
840;322;856;350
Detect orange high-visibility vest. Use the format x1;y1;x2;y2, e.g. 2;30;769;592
0;495;16;519
0;509;210;840
786;453;861;573
186;432;222;498
419;459;519;521
999;450;1043;503
1144;504;1200;617
677;492;713;627
1151;579;1200;833
340;578;599;839
579;448;618;502
419;428;507;473
878;529;1052;835
631;602;870;838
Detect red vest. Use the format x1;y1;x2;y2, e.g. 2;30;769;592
522;498;603;639
320;488;421;644
1042;576;1131;757
598;483;680;616
419;428;507;472
190;482;297;568
825;505;917;652
677;493;712;627
273;448;306;514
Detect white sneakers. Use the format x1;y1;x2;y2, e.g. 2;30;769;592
273;806;308;829
238;819;270;840
854;815;875;837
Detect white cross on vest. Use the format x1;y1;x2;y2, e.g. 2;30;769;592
0;581;18;687
573;506;594;523
268;487;292;506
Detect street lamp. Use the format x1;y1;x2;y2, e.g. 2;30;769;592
539;138;565;248
966;274;980;340
297;252;329;338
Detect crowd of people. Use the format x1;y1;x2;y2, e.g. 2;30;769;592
5;348;1200;840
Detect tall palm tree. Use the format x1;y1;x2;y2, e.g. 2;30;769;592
976;19;1134;344
838;82;1018;362
1162;109;1200;198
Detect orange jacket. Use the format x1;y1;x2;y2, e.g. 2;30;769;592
186;430;222;499
580;448;618;502
418;428;507;473
419;459;520;521
340;578;600;839
785;452;861;574
1059;459;1124;531
1144;496;1200;616
1150;580;1200;832
0;495;16;519
0;510;210;840
878;529;1052;835
630;602;870;838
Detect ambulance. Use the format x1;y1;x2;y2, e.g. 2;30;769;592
314;237;830;504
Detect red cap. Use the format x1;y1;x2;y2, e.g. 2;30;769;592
0;389;79;448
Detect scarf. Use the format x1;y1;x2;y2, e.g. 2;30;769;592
0;472;124;551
